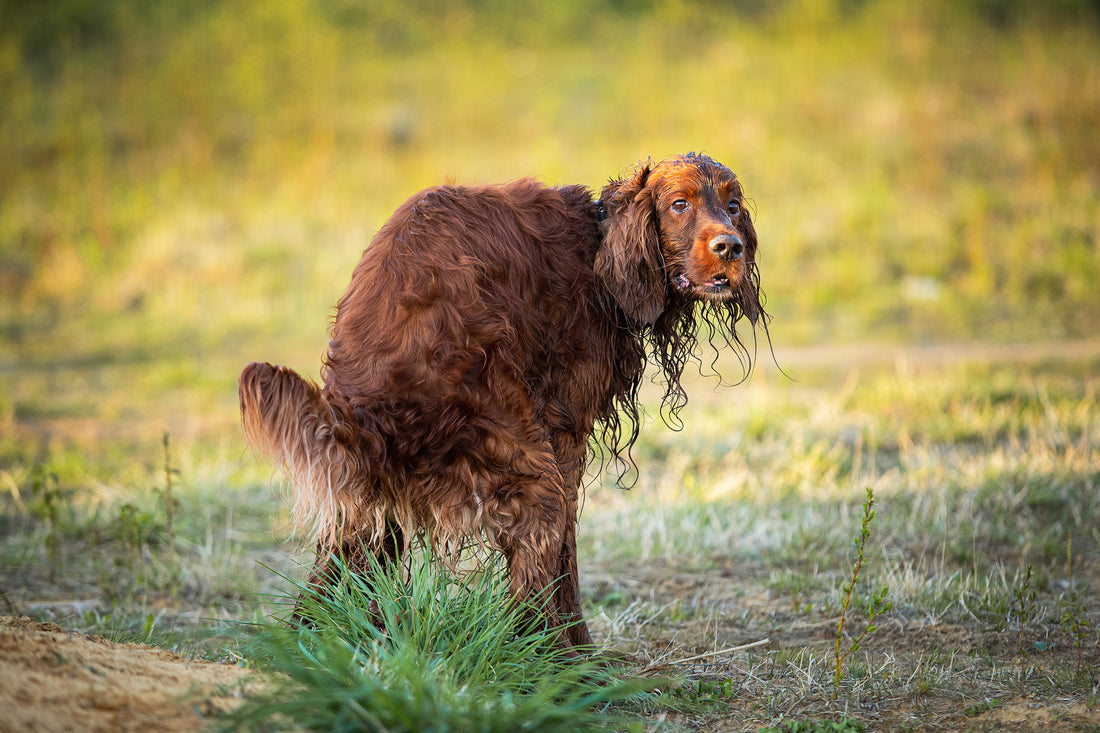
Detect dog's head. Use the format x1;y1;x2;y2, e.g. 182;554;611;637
597;153;761;327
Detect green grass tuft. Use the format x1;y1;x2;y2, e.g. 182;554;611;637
225;551;654;732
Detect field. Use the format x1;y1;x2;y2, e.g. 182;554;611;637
2;0;1099;730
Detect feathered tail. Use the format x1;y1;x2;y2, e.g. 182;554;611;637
238;362;366;545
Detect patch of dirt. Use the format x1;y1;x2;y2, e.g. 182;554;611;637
965;700;1100;732
0;616;254;733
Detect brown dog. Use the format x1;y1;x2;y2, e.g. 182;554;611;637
239;153;766;646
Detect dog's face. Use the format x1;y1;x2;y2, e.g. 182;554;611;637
597;153;761;326
648;155;755;306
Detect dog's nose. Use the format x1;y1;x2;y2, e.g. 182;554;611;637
708;234;744;261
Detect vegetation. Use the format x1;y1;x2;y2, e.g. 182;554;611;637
225;553;653;732
832;486;891;699
3;0;1099;361
2;0;1098;730
4;355;1097;729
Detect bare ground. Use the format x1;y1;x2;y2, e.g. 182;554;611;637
0;615;254;733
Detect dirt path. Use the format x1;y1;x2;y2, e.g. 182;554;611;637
0;616;254;733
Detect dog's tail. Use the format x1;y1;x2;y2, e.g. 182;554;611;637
239;362;367;545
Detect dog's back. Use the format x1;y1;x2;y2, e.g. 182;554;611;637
240;178;614;547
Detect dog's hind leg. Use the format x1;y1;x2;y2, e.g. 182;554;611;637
294;518;405;627
488;456;575;647
500;512;568;646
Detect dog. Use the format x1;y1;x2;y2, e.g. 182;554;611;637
239;153;766;646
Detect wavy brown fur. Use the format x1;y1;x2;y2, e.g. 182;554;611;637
239;153;768;646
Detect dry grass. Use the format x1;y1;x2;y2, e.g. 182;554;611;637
572;353;1099;730
3;339;1098;731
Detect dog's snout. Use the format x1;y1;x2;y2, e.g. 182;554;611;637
708;234;744;261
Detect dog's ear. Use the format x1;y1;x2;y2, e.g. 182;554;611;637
596;164;666;326
736;205;762;325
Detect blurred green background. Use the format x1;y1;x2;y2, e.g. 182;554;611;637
1;0;1098;441
2;5;1099;701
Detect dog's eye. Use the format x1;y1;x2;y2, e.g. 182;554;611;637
728;201;741;218
671;199;689;213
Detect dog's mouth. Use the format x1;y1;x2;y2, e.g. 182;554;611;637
673;272;735;299
702;274;731;290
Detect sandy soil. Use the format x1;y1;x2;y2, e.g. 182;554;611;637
0;616;254;733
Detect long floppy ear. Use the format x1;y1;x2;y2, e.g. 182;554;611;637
596;163;666;326
737;206;763;326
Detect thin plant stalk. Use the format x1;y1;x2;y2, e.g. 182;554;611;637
833;485;891;700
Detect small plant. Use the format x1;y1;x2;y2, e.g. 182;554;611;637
1059;595;1093;675
964;698;1003;717
1059;535;1095;680
30;470;63;582
116;503;155;558
161;431;178;560
112;501;166;589
1014;563;1036;695
226;550;654;732
769;570;818;616
674;675;736;708
833;486;891;700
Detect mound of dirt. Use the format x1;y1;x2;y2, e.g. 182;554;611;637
0;616;254;733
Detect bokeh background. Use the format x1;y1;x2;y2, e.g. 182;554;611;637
2;3;1099;726
4;0;1098;371
4;0;1099;539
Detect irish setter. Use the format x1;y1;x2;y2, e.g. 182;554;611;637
239;153;767;647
